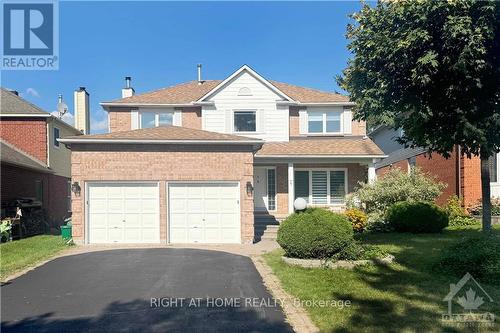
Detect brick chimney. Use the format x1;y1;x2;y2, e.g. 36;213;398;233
122;76;134;98
74;87;90;134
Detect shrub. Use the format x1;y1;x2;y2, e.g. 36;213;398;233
443;196;478;227
437;235;500;283
468;197;500;216
386;201;449;233
277;208;354;259
344;208;368;233
353;167;445;214
332;242;388;261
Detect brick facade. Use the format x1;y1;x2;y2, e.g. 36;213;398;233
180;107;202;129
108;109;133;133
70;144;255;244
0;118;47;163
375;148;483;207
1;164;70;226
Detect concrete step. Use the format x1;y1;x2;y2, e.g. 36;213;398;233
261;232;278;240
255;225;279;233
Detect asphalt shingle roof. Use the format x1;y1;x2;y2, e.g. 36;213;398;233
255;137;385;156
0;88;48;115
0;140;52;172
105;80;349;105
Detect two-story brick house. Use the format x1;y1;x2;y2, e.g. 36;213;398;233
1;88;83;225
60;65;385;244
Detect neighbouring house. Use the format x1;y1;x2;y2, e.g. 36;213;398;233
0;88;85;226
59;65;385;245
370;125;500;206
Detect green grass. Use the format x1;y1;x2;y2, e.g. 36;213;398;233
0;235;70;281
264;225;500;332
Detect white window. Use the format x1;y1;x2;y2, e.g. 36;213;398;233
53;127;60;147
140;111;173;129
307;111;342;134
267;168;276;211
294;169;347;205
233;111;256;132
490;153;499;183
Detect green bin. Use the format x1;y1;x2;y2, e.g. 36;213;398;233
61;225;72;240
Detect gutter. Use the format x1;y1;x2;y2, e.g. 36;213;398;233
58;138;263;145
0;113;50;118
100;102;215;109
276;101;356;107
255;154;388;159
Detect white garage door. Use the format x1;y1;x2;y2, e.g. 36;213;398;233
88;183;160;244
169;183;240;244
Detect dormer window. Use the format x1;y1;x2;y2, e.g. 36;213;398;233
237;87;252;96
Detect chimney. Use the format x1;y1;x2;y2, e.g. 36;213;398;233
74;87;90;134
122;76;135;98
197;64;202;85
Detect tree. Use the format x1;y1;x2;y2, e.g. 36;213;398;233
339;0;500;232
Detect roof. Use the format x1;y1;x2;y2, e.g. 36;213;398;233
255;137;385;157
0;88;49;115
102;69;349;105
59;125;263;145
375;146;426;168
0;140;52;173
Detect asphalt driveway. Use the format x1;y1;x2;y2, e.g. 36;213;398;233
1;249;293;333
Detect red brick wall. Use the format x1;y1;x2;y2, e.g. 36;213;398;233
1;164;70;225
0;118;47;163
461;155;482;207
70;144;255;244
376;159;409;178
416;152;457;205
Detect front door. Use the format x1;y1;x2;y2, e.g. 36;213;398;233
254;167;267;211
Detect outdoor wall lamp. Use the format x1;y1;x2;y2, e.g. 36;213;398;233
246;181;254;196
71;181;81;196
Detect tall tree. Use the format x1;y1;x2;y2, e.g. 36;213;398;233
339;0;500;232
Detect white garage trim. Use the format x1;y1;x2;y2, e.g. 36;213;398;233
167;181;241;244
85;181;160;244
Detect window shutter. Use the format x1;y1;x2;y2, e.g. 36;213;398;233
225;110;233;133
173;110;182;126
299;109;307;134
343;109;352;134
258;109;265;133
131;111;139;130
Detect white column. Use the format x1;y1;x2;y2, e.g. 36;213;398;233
288;163;294;213
368;161;377;184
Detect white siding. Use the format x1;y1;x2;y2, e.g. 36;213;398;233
202;71;289;142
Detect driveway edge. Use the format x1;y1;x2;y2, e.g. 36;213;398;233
251;255;320;333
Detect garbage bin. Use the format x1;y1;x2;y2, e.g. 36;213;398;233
61;225;72;241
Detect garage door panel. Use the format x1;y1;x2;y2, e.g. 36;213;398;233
169;183;240;244
170;213;187;227
187;199;203;212
88;183;159;244
141;200;157;212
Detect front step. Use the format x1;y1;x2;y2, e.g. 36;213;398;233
254;214;281;242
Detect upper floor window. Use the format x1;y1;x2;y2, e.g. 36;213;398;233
308;111;341;134
490;153;498;183
53;127;60;148
140;112;173;129
234;111;256;132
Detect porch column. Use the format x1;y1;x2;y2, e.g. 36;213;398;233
288;163;294;213
368;159;377;184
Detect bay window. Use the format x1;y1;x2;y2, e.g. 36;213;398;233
294;169;347;205
307;111;342;134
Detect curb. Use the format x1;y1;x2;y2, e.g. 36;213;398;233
251;255;320;333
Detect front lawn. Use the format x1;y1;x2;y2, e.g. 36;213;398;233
264;225;500;332
0;235;70;281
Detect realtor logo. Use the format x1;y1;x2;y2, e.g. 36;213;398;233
442;273;495;327
1;0;59;70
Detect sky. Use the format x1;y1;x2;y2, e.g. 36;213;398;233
1;1;363;133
